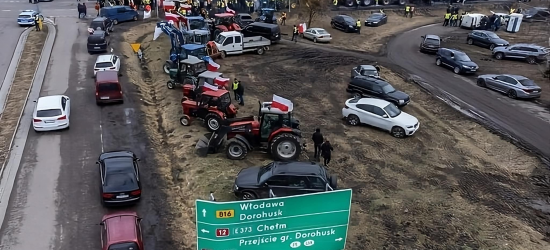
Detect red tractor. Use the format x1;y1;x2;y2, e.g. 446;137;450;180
180;89;238;132
196;101;303;161
211;13;241;39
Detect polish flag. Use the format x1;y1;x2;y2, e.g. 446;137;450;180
203;82;219;91
207;60;220;72
214;77;230;87
272;95;293;112
226;6;236;14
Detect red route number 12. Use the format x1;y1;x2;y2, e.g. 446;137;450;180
216;228;230;237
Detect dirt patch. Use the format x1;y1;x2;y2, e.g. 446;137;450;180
0;28;47;170
440;21;550;107
122;21;550;249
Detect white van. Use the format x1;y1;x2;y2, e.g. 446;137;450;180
461;14;487;29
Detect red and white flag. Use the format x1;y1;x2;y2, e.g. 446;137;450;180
226;6;236;14
207;60;220;72
214;77;230;86
202;82;219;91
272;95;293;112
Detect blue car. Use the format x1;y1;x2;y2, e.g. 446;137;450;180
17;10;39;26
100;6;138;25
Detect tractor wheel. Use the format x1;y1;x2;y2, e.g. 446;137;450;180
290;2;296;8
270;133;301;161
163;63;171;74
363;0;372;5
204;113;222;132
345;0;354;7
225;138;248;160
167;80;175;89
382;0;390;4
180;116;190;126
398;0;406;4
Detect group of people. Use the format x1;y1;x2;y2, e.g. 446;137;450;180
404;5;415;18
312;129;334;166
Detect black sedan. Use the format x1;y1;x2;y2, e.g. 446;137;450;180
365;13;387;27
97;151;142;206
330;14;359;33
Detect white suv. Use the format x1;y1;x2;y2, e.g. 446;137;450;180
342;97;419;138
94;54;120;76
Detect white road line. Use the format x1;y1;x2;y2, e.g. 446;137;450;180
99;123;104;153
124;108;132;124
1;10;10;12
198;224;348;242
198;210;350;226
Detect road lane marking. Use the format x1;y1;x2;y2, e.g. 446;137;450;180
1;10;10;11
124;108;133;124
99;123;104;153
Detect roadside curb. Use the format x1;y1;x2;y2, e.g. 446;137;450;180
0;28;31;114
0;23;57;224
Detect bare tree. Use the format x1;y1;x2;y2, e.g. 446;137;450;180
302;0;327;28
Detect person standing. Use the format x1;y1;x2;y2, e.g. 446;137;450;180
451;13;458;26
281;11;286;25
312;128;324;160
34;14;40;31
443;12;451;26
356;19;361;34
404;5;410;17
291;25;298;42
232;78;239;101
236;81;244;105
409;6;414;18
320;140;333;166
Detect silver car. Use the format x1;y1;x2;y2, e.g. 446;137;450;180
302;28;332;43
492;44;549;64
476;74;542;99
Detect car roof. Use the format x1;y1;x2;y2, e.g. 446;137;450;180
96;71;119;83
475;30;495;34
182;44;205;50
347;97;390;107
99;150;134;161
19;10;36;14
425;34;440;39
36;95;64;110
237;13;251;16
96;54;114;63
215;13;234;17
102;211;139;244
185;16;204;20
92;17;107;21
353;75;389;85
198;70;222;79
360;65;377;70
504;74;528;80
273;161;326;176
249;22;277;28
261;8;275;10
90;30;106;36
310;28;326;31
512;43;545;49
441;48;466;54
220;31;241;37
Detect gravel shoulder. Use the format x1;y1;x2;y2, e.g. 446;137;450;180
0;28;47;170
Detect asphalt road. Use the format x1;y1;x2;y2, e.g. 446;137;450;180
387;24;550;163
0;0;27;90
0;1;174;249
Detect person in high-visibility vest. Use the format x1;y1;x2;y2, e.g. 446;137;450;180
356;19;361;34
34;15;40;31
509;8;515;14
232;79;240;101
451;13;458;26
443;13;451;26
404;5;410;17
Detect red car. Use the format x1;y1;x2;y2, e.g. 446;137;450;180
101;211;144;250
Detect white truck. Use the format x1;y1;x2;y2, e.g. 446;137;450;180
213;31;271;58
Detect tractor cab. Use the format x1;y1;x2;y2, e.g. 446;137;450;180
212;13;241;39
183;16;208;31
181;44;210;61
257;102;300;140
166;55;207;89
180;89;238;131
257;8;277;24
185;30;210;45
182;71;227;98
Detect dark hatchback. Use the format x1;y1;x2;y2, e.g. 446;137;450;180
436;48;479;74
240;22;281;42
331;14;359;33
233;161;337;200
347;76;411;107
87;30;109;54
97;151;141;206
365;13;387;27
466;30;509;50
419;34;441;53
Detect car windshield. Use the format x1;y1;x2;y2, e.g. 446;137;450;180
189;19;207;30
425;38;440;45
98;83;120;92
519;79;537;86
19;15;31;18
381;84;396;93
88;35;105;44
360;69;378;76
241;15;252;20
258;163;275;183
383;103;401;118
96;62;113;68
486;32;499;38
37;109;62;117
454;53;471;61
370;14;384;19
262;9;274;16
105;168;138;192
108;242;140;250
214;34;226;44
316;29;328;34
90;21;104;30
343;17;354;23
187;48;206;58
220;93;231;107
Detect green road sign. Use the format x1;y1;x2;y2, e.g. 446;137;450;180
195;189;352;250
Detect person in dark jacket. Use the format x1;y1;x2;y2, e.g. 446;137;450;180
236;81;244;105
320;140;333;166
312;128;324;159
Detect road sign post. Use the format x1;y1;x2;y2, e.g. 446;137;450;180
195;189;352;250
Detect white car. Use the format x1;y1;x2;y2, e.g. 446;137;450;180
33;95;71;132
17;10;39;26
302;28;332;43
342;98;419;138
94;54;120;76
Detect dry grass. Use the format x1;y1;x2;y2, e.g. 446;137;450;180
0;27;47;169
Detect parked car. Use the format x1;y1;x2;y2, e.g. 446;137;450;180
90;17;114;35
351;65;380;78
492;44;549;64
330;14;359;33
235;13;254;28
342;98;419;138
100;211;144;250
233;161;337;200
99;6;138;25
347;76;410;107
17;10;39;26
87;30;110;54
94;54;121;77
240;22;281;42
419;34;441;53
95;71;123;104
466;30;509;50
365;13;387;27
522;7;550;22
476;74;542;99
435;48;478;74
32;95;71;132
302;28;332;43
97;151;141;206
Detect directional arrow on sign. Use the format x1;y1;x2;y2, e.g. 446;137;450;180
201;229;210;233
202;209;206;217
335;238;343;241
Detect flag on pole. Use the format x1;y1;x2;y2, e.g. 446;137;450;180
214;77;230;87
207;60;220;72
153;26;163;40
272;95;293;112
203;82;219;91
226;6;236;14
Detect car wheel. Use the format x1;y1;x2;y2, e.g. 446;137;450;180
477;78;486;87
220;51;227;59
225;138;248;160
113;19;118;25
391;126;406;138
204;113;222;132
163;62;171;74
435;58;442;66
489;44;495;50
526;56;536;64
346;115;360;126
313;37;317;43
167;80;175;89
240;191;257;200
180;116;190;126
453;66;461;74
256;47;265;55
507;90;517;99
330;22;335;29
467;38;473;45
133;15;138;21
494;52;504;60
